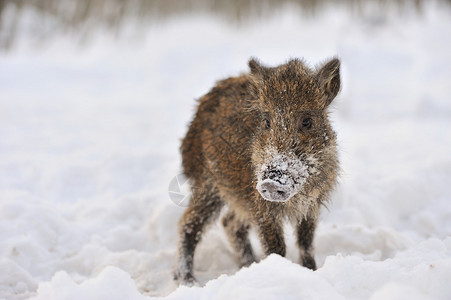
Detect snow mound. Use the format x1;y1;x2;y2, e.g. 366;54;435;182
32;267;148;300
32;239;451;300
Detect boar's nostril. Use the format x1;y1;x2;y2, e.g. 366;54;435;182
277;190;285;195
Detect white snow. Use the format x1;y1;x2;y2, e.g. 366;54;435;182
1;1;451;299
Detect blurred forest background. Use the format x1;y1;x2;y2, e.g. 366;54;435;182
1;0;448;51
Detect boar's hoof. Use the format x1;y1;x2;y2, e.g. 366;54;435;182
173;269;197;287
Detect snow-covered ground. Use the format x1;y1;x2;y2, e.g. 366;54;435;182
1;1;451;299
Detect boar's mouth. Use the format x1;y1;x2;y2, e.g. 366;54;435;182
256;149;311;202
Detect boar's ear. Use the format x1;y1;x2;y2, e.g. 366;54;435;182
248;58;270;79
317;58;341;107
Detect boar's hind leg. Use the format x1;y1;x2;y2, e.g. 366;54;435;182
296;216;317;270
222;210;256;267
174;184;223;286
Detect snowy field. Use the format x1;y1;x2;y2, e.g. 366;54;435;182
1;1;451;299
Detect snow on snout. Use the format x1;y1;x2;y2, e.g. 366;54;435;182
256;148;311;202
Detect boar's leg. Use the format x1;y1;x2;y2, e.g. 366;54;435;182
174;184;223;286
296;216;317;270
255;213;286;258
222;210;256;267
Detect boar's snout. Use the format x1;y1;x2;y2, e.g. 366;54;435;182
257;179;291;202
255;148;312;203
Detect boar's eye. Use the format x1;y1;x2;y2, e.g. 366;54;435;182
262;113;271;129
263;118;271;129
299;118;312;131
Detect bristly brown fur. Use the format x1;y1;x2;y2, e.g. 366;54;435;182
174;57;341;286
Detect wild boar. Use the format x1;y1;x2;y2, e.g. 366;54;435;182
174;57;341;285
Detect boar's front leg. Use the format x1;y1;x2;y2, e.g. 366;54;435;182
296;216;317;270
174;184;223;286
255;212;286;258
